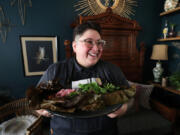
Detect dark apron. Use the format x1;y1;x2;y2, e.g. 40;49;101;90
50;58;118;135
50;115;118;135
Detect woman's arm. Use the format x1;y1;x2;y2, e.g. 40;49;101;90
107;98;134;118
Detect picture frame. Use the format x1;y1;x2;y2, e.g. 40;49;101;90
20;36;58;76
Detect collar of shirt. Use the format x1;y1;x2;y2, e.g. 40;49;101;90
73;57;97;73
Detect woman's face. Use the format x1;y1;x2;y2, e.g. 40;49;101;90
72;29;103;68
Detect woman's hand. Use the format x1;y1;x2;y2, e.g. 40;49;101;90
107;103;128;118
36;109;52;117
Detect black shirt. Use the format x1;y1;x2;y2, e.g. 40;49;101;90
38;57;129;88
38;57;129;135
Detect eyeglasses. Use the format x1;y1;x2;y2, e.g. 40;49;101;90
78;39;106;49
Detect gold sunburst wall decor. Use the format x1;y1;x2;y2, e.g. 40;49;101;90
74;0;137;19
10;0;32;25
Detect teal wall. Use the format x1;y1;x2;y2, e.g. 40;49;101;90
160;13;180;75
0;0;163;98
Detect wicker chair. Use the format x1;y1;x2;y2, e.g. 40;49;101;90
0;98;43;135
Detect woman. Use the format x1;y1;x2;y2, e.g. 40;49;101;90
37;21;132;135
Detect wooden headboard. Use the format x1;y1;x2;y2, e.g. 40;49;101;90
65;8;145;82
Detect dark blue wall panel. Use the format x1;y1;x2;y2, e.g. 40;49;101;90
0;0;163;98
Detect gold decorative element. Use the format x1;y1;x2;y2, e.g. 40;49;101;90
96;0;119;9
10;0;32;25
0;6;13;43
74;0;137;19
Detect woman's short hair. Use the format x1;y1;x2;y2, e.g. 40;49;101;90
73;21;101;40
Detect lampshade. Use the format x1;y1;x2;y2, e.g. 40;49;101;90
151;44;168;60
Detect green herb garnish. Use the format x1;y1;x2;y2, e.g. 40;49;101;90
78;82;121;94
68;91;79;97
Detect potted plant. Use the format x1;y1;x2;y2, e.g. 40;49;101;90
169;72;180;90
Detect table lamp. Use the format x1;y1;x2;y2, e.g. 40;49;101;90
151;44;168;83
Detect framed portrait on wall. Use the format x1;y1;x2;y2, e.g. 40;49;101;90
20;36;58;76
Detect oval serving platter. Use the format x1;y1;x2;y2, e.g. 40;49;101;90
49;103;122;119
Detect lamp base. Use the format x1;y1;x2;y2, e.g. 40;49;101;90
153;61;164;83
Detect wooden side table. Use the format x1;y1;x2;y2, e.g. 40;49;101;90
150;83;180;122
152;83;180;95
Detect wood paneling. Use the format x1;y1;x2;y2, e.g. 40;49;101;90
66;8;145;82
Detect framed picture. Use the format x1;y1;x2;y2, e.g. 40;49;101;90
20;36;58;76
